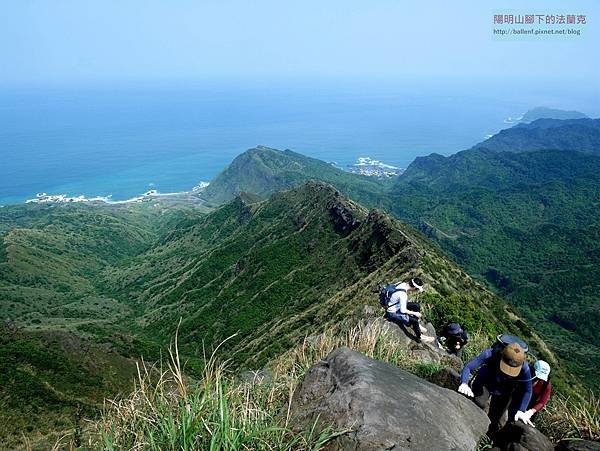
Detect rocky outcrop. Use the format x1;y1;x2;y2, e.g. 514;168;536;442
556;440;600;451
290;347;489;450
490;421;553;451
329;201;361;235
363;317;458;367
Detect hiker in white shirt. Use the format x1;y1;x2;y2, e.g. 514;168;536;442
383;278;434;343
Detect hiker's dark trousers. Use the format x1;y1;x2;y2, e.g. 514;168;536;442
385;302;421;339
472;377;520;435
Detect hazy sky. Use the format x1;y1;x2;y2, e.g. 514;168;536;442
2;0;599;86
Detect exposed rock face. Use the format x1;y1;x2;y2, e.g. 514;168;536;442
490;421;553;451
290;347;489;450
364;317;445;364
556;440;600;451
329;201;361;235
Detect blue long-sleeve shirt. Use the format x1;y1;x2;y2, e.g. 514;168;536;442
461;348;532;412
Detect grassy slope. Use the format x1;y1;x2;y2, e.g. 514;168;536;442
0;325;140;449
2;183;549;444
0;201;199;446
1;139;594;444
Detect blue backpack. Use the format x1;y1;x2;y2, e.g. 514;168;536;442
379;284;406;309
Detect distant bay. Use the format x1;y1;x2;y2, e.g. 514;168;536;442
1;80;595;205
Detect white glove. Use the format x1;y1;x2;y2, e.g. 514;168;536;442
458;383;474;397
523;409;536;422
515;410;535;427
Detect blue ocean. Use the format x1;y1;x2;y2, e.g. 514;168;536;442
1;80;596;205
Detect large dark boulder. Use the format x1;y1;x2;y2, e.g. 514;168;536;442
290;347;489;450
556;440;600;451
490;421;553;451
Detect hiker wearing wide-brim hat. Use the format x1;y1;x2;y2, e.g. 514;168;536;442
457;341;533;436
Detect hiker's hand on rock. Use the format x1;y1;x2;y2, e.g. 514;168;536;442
458;383;473;397
515;410;534;427
412;312;422;318
523;409;535;422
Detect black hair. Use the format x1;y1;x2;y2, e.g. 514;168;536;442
411;277;424;288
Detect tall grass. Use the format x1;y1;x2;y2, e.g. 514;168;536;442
88;321;429;450
537;390;600;442
86;320;600;449
88;333;342;450
270;319;436;381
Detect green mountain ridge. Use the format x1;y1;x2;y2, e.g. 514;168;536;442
201;145;388;206
472;118;600;154
520;107;588;123
391;122;600;386
0;181;559;446
2;117;599;445
105;181;538;368
395;147;600;191
186;121;600;388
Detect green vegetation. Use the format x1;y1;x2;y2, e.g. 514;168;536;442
87;334;345;451
472;118;600;154
201;145;389;206
389;147;600;389
538;390;600;442
0;324;139;449
3;118;600;443
85;322;598;449
0;201;197;446
191;130;600;391
1;181;545;444
520;107;588;123
86;322;454;449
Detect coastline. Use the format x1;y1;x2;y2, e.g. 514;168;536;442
23;182;210;206
16;154;406;207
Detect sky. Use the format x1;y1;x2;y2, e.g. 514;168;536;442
1;0;599;87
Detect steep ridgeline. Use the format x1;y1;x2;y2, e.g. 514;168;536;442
390;121;600;389
200;145;388;206
0;181;563;445
193;119;600;389
108;182;552;370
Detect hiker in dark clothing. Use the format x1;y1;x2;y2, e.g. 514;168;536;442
458;343;533;434
382;278;434;343
440;323;469;356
